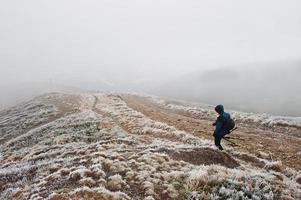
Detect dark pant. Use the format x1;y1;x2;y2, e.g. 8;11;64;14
214;135;223;150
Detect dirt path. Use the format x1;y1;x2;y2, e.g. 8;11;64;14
92;95;181;145
121;95;301;171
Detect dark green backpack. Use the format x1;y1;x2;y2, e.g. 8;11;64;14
222;117;235;133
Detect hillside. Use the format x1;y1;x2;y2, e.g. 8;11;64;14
152;61;301;117
0;92;300;200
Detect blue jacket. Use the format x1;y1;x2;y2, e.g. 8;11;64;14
214;105;231;137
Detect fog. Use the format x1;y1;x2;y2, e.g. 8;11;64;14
0;1;301;116
153;61;301;116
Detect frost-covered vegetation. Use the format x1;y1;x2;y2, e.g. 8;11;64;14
0;98;58;144
0;93;300;200
149;95;301;130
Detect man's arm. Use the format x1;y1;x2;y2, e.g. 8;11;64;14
215;120;223;132
213;117;223;136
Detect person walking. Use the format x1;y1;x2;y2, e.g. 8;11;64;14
212;105;234;150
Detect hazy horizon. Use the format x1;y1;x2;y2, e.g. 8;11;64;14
1;0;300;115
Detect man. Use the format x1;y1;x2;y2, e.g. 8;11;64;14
212;104;231;150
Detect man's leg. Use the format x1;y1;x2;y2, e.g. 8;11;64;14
214;135;223;150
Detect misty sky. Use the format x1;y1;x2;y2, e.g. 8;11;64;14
1;0;301;87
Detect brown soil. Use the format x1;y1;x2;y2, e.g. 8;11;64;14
157;147;240;168
234;153;265;168
121;95;301;171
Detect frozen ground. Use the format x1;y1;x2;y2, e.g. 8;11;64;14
0;92;300;200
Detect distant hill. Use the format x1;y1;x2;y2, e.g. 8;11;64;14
151;60;301;117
